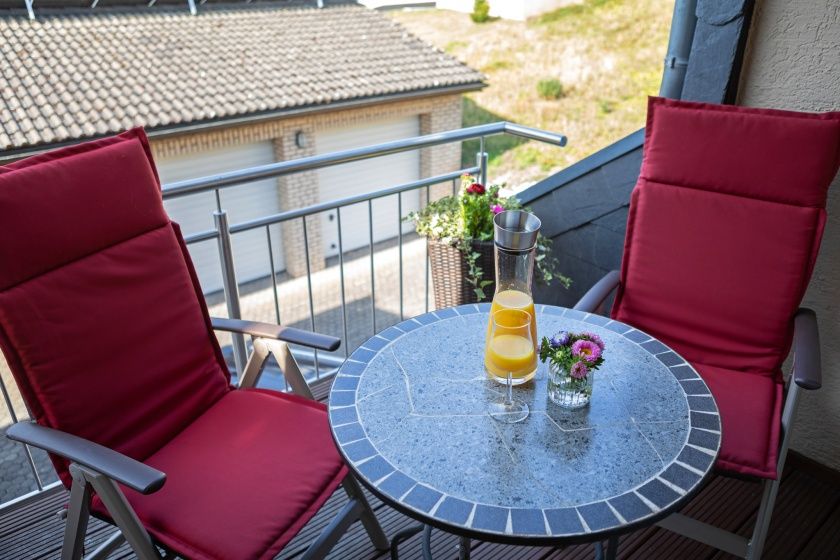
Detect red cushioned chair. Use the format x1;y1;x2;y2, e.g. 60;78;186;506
575;97;840;559
0;129;389;560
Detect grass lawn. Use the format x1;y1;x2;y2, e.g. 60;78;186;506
390;0;674;188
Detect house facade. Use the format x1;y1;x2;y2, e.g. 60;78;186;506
0;0;484;291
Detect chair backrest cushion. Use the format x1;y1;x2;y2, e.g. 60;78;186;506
612;97;840;378
0;129;231;485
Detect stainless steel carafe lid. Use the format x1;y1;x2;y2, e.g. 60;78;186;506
493;210;541;251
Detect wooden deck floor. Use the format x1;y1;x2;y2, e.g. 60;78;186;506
2;378;839;560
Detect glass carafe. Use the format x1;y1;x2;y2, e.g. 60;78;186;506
484;210;541;385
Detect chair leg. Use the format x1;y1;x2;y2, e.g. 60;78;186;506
343;476;390;550
746;478;780;560
747;379;803;560
77;465;162;560
62;467;93;560
301;499;364;560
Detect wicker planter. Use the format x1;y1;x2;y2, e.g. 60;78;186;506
428;238;496;308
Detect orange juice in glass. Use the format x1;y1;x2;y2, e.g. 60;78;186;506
485;308;537;384
487;289;537;351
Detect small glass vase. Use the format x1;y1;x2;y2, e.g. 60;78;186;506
547;362;593;409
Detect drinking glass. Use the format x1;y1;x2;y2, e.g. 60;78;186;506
485;309;534;423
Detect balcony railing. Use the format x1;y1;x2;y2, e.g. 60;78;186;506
0;121;566;510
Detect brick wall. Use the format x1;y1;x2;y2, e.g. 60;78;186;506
150;93;463;276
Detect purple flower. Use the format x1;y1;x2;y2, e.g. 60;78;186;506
585;333;605;350
491;204;504;215
550;331;570;348
570;361;589;379
572;339;601;363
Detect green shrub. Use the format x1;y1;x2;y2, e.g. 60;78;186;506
471;0;490;23
536;78;565;100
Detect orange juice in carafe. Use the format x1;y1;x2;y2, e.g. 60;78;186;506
484;210;542;385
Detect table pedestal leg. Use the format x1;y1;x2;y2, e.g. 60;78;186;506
594;536;619;560
459;536;471;560
390;524;423;560
421;525;433;559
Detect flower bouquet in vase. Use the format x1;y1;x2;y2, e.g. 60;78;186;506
539;331;605;409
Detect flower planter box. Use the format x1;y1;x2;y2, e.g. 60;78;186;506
428;237;495;308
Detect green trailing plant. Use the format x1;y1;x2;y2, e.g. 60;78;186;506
471;0;491;23
406;174;571;300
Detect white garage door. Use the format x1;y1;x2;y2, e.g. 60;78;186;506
317;116;420;257
157;142;285;294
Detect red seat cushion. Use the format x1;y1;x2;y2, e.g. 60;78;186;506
694;363;783;479
613;98;840;478
93;389;347;560
0;129;232;486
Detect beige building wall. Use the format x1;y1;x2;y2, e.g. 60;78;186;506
738;0;840;469
150;93;464;276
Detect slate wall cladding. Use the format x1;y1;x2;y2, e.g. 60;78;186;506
682;0;756;104
521;134;643;308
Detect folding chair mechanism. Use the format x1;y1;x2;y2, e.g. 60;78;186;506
213;318;390;558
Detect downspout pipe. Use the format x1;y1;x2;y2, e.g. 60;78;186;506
659;0;699;99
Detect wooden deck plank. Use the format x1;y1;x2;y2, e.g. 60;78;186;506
0;486;66;538
797;506;840;559
708;469;840;560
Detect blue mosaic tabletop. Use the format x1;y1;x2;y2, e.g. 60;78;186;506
328;304;721;543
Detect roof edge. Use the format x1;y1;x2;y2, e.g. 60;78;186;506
517;128;644;205
0;83;485;162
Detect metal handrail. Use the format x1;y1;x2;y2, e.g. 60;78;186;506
181;167;480;244
161;122;567;199
229;167;479;235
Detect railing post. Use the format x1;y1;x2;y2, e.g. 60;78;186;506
476;136;488;185
214;210;247;377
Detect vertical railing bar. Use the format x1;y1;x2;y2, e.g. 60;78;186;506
301;216;320;379
214;189;222;212
368;199;376;335
398;192;404;321
452;177;457;197
21;445;44;491
336;208;349;357
214;210;247;376
425;185;431;313
0;375;43;490
265;225;282;325
478;136;488;186
0;375;19;425
265;225;288;392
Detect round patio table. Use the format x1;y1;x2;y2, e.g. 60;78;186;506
328;303;721;559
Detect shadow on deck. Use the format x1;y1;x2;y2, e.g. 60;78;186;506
2;378;839;560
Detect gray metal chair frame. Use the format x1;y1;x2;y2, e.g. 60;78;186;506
7;318;389;560
574;270;822;560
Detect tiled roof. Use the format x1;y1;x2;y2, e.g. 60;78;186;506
0;1;484;152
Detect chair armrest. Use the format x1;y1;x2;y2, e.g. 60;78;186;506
5;422;166;494
573;270;621;313
211;317;341;352
793;308;821;390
